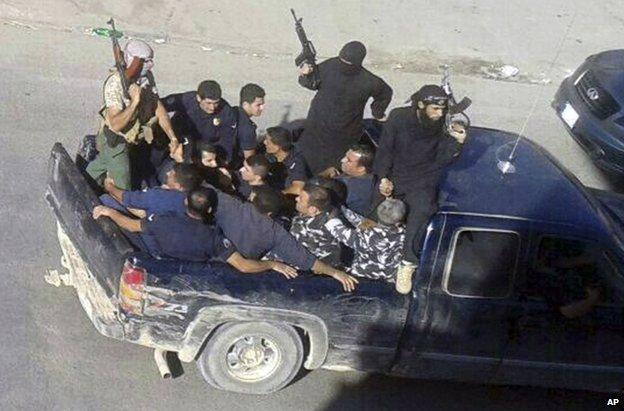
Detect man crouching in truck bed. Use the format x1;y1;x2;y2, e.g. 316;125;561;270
92;187;298;278
211;188;359;292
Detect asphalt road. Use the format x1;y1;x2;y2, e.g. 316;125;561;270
1;1;623;410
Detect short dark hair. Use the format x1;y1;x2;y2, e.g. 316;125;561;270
251;185;284;216
173;163;202;191
349;144;375;173
266;126;293;151
197;80;222;100
187;187;218;223
303;184;332;212
307;176;347;206
245;154;270;178
196;141;217;155
240;83;265;105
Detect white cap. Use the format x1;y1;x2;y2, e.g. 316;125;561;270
123;40;154;66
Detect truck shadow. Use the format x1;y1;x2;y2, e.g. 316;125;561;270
598;168;624;194
320;373;606;411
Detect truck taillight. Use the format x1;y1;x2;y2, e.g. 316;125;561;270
119;260;146;315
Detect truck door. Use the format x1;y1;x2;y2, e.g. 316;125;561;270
496;231;624;391
393;214;528;384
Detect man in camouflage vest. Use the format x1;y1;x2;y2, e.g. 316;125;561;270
86;39;179;190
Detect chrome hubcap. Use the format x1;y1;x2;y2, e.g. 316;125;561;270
225;335;281;382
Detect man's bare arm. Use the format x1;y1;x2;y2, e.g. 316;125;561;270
105;84;141;133
155;100;179;144
104;177;125;203
227;253;298;279
311;260;358;292
92;206;142;233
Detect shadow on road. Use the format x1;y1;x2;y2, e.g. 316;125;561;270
321;373;608;411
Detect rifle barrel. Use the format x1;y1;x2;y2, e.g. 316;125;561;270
290;8;300;23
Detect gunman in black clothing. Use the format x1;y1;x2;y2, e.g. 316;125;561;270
297;41;393;176
373;85;467;294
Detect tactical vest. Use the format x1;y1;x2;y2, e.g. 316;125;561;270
99;72;158;145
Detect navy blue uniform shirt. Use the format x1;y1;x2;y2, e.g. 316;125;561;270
267;148;310;190
122;188;186;216
162;91;238;163
213;190;316;270
234;106;258;154
141;212;237;262
336;174;374;216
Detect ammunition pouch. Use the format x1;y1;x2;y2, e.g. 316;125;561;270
103;125;127;148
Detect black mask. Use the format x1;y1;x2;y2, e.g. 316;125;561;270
338;59;361;75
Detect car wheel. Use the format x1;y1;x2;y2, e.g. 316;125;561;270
197;321;304;394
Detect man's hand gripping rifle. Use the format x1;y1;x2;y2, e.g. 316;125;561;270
441;65;472;134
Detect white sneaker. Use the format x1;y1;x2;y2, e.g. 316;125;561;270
395;262;416;294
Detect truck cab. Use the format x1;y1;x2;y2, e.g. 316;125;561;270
394;127;624;391
45;126;624;394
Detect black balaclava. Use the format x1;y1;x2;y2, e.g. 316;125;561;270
338;41;366;75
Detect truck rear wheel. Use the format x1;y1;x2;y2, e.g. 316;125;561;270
197;322;303;394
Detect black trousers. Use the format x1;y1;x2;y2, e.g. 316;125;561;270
393;185;439;264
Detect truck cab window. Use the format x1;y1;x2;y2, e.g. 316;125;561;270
444;230;519;298
526;237;623;308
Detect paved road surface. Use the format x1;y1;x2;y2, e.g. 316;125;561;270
0;1;621;409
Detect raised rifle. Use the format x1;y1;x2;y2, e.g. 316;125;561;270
441;65;472;130
105;18;130;99
290;9;320;86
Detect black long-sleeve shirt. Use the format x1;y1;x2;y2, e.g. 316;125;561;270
298;57;393;173
373;106;463;193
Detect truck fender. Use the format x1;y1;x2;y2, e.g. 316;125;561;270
177;305;329;369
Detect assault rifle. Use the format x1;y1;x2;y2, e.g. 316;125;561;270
106;18;130;99
441;65;472;130
290;9;320;85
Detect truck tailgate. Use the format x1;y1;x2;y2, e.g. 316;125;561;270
44;143;133;298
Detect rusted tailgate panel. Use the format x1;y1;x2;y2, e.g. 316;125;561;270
45;143;133;298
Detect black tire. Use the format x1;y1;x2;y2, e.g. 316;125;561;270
196;322;304;395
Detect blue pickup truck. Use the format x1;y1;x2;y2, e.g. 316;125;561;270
45;126;624;394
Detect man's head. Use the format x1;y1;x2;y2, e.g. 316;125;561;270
296;184;332;217
411;84;448;123
263;126;293;155
240;83;266;117
196;80;222;114
240;154;269;184
123;40;154;78
195;141;218;168
307;176;347;206
339;41;366;67
340;144;374;176
165;163;202;192
186;187;218;223
376;198;407;226
250;185;284;217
